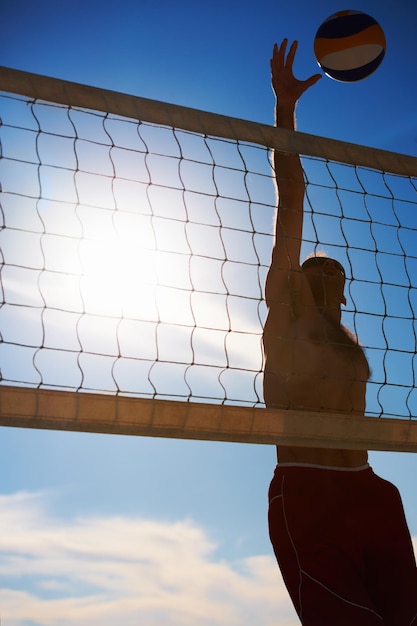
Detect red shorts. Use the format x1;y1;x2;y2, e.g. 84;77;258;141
268;464;417;626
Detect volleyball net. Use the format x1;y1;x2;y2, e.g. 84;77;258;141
1;66;417;451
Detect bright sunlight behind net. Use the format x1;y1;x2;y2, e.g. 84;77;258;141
0;94;271;407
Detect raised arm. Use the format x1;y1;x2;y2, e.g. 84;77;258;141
265;40;321;306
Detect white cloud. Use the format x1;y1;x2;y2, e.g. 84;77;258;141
0;491;297;626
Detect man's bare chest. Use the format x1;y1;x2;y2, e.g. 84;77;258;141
264;314;370;381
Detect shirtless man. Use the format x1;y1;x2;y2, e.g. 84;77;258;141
265;39;417;625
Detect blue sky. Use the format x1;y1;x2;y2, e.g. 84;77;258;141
2;0;417;624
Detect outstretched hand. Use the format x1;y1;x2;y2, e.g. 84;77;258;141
271;39;321;107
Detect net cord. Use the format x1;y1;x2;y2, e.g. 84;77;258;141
1;66;416;177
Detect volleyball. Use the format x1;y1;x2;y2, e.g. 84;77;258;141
314;10;386;82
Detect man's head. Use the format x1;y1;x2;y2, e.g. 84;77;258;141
301;255;347;309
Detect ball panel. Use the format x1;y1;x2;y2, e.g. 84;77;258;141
316;11;378;39
314;24;386;59
320;49;385;82
320;44;385;71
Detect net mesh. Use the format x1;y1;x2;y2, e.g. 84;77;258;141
1;77;417;438
1;93;271;409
